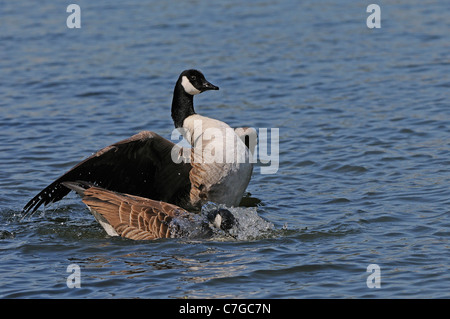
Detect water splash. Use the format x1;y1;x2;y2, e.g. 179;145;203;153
0;230;15;239
171;202;274;241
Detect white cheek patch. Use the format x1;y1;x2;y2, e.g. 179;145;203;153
181;76;201;95
213;213;222;229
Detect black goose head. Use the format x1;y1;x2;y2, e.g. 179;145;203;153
207;208;236;231
179;69;219;95
171;69;219;128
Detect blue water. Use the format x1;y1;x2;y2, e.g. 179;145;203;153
1;0;449;298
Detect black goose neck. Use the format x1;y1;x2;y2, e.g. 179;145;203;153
171;80;195;128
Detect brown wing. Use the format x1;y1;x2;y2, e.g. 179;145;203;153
22;131;192;217
81;186;191;240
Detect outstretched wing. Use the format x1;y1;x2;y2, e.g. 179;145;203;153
80;185;191;240
22;131;192;217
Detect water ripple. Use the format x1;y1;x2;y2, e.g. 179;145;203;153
1;0;449;299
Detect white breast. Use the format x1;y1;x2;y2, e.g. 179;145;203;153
183;114;253;207
183;114;249;163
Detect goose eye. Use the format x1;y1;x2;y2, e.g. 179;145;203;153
190;75;196;81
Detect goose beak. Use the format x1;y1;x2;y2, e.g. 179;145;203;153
201;80;219;92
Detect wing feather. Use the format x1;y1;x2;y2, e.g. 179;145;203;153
22;131;191;217
81;186;190;240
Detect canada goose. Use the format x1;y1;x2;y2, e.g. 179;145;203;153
61;181;237;240
22;70;254;239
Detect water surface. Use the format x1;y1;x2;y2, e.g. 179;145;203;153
1;0;449;298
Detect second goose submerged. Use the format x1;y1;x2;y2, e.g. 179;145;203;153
22;70;255;240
